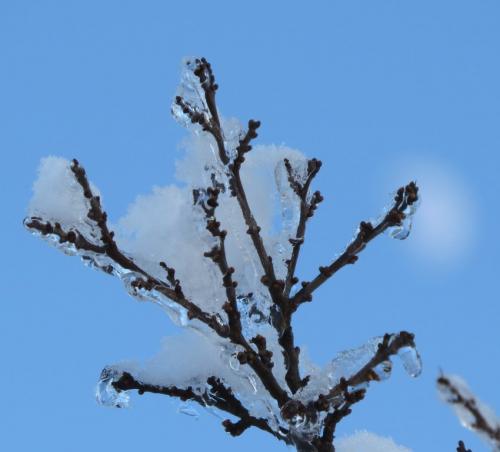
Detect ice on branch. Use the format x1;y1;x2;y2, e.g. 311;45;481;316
438;374;500;450
96;367;130;408
25;56;422;452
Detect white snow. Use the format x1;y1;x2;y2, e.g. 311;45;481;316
337;431;411;452
28;156;90;227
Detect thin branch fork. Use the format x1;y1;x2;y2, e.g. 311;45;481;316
284;157;324;296
112;371;289;443
314;380;366;452
290;182;419;308
278;158;324;394
199;182;242;335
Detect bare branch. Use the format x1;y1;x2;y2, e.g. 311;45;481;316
291;182;419;308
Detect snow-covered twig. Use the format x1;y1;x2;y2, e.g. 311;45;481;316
438;374;500;451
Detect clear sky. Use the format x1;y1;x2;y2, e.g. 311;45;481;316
1;1;499;451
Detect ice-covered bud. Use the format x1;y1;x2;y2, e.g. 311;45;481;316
96;367;130;408
171;57;212;131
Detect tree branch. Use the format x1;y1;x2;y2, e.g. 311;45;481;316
197;176;291;406
25;160;228;336
278;158;323;394
322;331;416;404
291;182;419;308
113;371;289;443
180;58;306;396
283;157;323;296
438;375;500;447
313;380;366;452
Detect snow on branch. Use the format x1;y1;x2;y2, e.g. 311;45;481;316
25;56;424;452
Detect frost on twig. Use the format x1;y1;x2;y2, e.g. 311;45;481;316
438;374;500;451
25;57;421;451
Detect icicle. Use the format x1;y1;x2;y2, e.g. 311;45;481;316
397;345;422;377
178;403;200;419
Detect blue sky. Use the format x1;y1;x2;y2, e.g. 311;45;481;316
1;1;499;451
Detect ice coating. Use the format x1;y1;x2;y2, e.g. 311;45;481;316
326;336;384;386
96;367;130;408
171;57;211;131
299;334;421;404
388;196;419;240
397;345;422;378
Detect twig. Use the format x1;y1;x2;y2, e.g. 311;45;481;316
278;157;323;393
25;218;224;335
291;182;419;308
198;177;287;403
182;58;303;394
314;379;366;452
438;375;500;447
322;331;416;404
284;157;323;296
